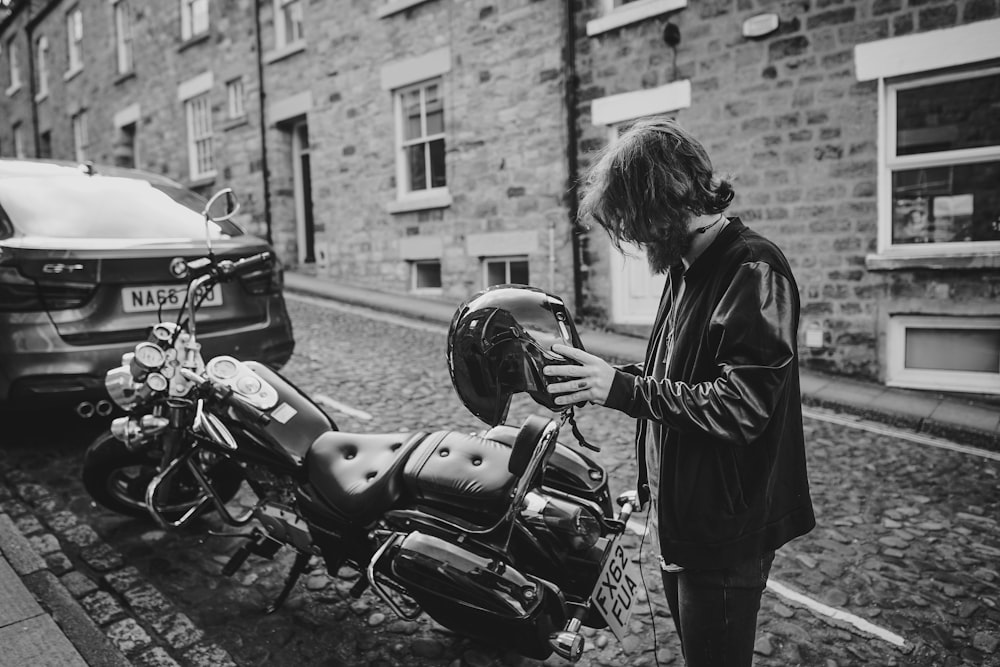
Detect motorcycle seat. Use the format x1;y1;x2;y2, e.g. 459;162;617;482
306;431;427;526
402;430;516;521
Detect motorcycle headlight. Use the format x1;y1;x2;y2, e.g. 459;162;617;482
105;364;139;411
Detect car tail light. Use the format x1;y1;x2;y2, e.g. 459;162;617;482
0;267;43;311
239;257;284;295
0;267;96;311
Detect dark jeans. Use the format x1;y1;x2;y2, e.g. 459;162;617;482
661;550;775;667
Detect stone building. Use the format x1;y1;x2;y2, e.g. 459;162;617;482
2;0;999;398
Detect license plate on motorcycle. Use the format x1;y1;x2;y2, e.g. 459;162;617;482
590;537;641;642
122;284;222;313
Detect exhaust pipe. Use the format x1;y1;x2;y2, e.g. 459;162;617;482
76;401;96;419
96;400;114;417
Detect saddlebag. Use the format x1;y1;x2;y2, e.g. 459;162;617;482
387;531;564;659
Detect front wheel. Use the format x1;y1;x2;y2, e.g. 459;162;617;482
82;430;244;521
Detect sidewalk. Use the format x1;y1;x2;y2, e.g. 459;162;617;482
284;271;1000;451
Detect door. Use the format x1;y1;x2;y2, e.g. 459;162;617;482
610;241;666;324
292;121;315;264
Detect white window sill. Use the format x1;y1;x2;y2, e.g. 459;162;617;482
866;249;1000;271
377;0;434;18
5;83;21;97
186;172;217;189
386;190;452;214
63;66;83;82
263;40;307;65
586;0;687;37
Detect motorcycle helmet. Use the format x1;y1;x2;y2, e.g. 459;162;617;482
447;284;584;426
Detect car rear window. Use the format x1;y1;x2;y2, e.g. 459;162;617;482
0;176;244;239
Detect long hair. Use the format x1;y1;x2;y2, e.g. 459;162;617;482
578;116;734;251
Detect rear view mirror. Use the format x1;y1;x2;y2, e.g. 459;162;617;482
203;188;240;223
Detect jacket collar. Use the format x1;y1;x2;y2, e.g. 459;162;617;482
679;216;745;282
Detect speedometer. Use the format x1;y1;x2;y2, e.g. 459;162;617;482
133;342;167;371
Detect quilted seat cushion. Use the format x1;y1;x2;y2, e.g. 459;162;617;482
402;430;515;519
306;431;425;526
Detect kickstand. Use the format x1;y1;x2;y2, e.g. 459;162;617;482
265;551;311;615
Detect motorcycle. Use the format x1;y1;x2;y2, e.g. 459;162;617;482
83;189;642;662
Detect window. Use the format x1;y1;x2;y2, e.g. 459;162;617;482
855;20;1000;263
274;0;303;49
39;130;52;159
181;0;209;41
66;7;83;74
410;260;442;292
114;122;137;168
226;77;245;119
12;122;25;158
113;0;133;75
396;78;446;196
71;110;87;162
5;36;20;94
586;0;687;37
884;68;1000;252
35;36;48;99
185;93;215;179
888;316;1000;395
484;256;529;287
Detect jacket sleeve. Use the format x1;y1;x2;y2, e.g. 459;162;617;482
605;262;797;446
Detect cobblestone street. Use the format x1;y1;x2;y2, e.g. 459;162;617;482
2;295;998;667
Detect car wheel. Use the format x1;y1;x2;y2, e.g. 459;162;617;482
82;430;243;521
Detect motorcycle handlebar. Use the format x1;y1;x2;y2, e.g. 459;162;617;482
181;251;273;282
179;368;272;427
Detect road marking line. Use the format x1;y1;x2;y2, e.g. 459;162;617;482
766;578;908;648
624;520;908;649
803;407;1000;462
314;394;373;421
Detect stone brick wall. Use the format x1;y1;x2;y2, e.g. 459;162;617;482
573;0;1000;381
299;0;574;302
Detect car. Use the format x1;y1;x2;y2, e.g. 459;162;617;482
0;158;295;417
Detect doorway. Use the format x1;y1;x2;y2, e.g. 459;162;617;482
291;120;315;265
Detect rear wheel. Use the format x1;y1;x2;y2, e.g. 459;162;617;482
82;430;243;521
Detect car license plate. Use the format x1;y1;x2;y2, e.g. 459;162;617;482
121;284;222;313
590;537;641;641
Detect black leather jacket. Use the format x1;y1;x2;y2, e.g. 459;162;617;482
605;218;815;569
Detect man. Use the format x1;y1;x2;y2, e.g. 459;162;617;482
543;117;815;667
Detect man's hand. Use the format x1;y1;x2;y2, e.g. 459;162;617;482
543;344;616;406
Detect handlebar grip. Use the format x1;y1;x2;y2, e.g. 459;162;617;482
230;252;272;275
222;390;272;426
191;371;272;426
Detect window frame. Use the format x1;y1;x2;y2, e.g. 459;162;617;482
180;0;210;42
184;92;215;181
12;122;25;158
877;65;1000;258
35;35;49;100
71;109;88;163
887;315;1000;395
226;76;245;120
274;0;304;51
5;35;20;95
392;77;448;207
409;259;443;294
483;255;529;288
586;0;687;37
65;6;83;76
113;0;133;75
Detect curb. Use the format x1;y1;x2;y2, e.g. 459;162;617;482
0;466;236;667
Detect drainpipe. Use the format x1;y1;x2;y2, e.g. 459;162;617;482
562;0;583;314
252;0;273;245
24;1;39;157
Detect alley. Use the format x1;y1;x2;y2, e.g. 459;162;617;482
1;295;998;667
